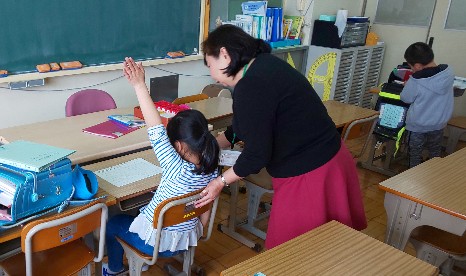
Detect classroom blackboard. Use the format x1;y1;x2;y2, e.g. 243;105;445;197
1;1;202;74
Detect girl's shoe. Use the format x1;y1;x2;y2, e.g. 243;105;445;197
102;263;128;276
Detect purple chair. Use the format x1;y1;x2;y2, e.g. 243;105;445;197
65;89;117;117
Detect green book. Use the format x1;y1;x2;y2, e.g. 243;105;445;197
0;140;75;172
283;15;304;39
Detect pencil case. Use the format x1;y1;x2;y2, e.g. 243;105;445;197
0;70;8;77
60;61;83;70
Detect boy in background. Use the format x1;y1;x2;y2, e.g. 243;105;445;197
400;42;454;167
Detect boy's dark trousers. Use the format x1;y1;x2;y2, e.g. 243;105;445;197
408;129;444;168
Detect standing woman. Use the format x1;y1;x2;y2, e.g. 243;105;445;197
195;25;366;249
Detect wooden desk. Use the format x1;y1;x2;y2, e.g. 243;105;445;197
0;98;233;165
221;220;437;276
379;153;466;251
370;87;381;94
0;108;150;165
83;149;160;211
188;97;233;130
323;100;378;128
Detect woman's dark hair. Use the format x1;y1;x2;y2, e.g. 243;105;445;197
202;24;272;77
166;109;219;174
404;42;434;66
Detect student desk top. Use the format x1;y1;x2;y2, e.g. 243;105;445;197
0;97;233;165
379;150;466;251
220;220;438;276
187;97;233;130
322;100;378;128
0;108;151;165
82;149;160;211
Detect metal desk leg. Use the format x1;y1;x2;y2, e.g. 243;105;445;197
217;181;262;252
446;126;465;154
384;192;466;250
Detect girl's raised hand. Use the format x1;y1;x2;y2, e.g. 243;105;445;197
123;57;145;88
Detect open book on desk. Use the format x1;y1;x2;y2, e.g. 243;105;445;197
0;140;75;172
82;120;141;139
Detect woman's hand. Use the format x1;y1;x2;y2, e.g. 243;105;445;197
195;177;224;208
123;57;145;89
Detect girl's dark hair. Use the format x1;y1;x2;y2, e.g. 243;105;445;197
166;109;219;175
202;24;272;77
404;42;434;66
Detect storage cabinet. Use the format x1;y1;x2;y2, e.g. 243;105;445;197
272;45;308;75
305;44;385;108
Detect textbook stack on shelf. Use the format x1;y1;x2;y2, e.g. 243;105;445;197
222;1;301;48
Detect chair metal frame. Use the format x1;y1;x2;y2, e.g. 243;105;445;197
341;114;379;159
218;168;272;252
410;225;466;276
116;188;219;276
0;202;108;276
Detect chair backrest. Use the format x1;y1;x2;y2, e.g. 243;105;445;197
341;114;379;158
172;93;209;105
21;202;108;275
65;89;117;117
201;84;226;98
218;89;232;98
153;188;216;230
147;188;218;263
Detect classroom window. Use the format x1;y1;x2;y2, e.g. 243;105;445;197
374;0;436;27
445;0;466;30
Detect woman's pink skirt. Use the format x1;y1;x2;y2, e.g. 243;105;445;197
265;142;367;249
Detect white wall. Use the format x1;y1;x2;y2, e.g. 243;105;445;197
0;60;215;129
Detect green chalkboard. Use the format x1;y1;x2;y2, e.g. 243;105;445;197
1;1;201;74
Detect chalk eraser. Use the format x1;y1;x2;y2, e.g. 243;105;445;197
166;51;186;59
0;70;7;77
60;61;83;70
50;63;61;71
36;64;51;73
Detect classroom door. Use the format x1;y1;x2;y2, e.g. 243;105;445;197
428;0;466;117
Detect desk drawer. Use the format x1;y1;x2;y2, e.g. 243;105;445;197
118;192;153;211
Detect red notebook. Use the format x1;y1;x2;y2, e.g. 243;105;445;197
82;120;140;139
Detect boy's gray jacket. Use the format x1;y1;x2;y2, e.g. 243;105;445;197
400;65;454;132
